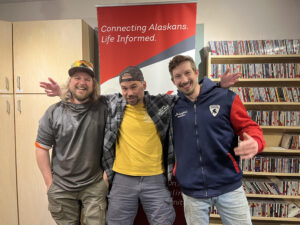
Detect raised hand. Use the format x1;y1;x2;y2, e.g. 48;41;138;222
219;66;241;88
40;77;61;97
234;132;259;159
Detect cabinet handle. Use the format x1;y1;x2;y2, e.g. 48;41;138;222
17;76;20;90
17;100;21;113
6;100;10;114
5;77;9;91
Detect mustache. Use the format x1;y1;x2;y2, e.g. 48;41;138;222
126;95;137;99
75;85;88;89
179;80;192;88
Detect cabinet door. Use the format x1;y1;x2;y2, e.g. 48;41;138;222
0;94;18;225
0;21;13;93
13;20;93;94
15;94;58;225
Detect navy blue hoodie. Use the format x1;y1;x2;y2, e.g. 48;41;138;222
172;77;265;198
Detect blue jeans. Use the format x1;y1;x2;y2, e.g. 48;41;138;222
107;173;175;225
182;186;252;225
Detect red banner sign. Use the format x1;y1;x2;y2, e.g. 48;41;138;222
97;2;197;95
97;2;197;224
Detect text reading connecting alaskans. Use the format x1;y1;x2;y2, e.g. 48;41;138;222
100;23;188;45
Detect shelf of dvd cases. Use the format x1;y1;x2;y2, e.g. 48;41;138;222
206;53;300;133
211;78;300;87
207;51;300;223
263;147;300;154
208;40;300;56
246;194;300;200
208;54;300;65
242;102;300;111
260;126;300;132
207;53;300;79
243;172;300;177
251;217;300;222
210;214;300;222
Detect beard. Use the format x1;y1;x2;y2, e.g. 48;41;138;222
179;80;195;96
73;92;91;102
125;95;141;105
70;86;93;103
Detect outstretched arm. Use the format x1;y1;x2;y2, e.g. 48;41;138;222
40;77;62;97
230;95;266;159
219;67;241;88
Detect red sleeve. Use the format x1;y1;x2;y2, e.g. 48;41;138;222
230;95;266;153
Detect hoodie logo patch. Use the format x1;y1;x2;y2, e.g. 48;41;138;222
175;110;187;118
209;105;220;117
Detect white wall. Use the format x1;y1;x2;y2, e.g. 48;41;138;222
198;0;300;43
0;0;299;45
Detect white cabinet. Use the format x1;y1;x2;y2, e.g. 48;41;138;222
0;20;13;93
0;94;18;225
13;19;94;93
15;94;58;225
0;19;94;225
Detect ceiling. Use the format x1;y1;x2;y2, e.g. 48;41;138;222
0;0;53;3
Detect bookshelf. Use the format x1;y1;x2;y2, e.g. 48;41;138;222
211;214;300;225
207;50;300;224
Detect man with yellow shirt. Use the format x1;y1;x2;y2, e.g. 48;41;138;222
103;66;176;225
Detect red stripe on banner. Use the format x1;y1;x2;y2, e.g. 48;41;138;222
97;3;197;84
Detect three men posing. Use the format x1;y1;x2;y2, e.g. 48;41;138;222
37;56;265;225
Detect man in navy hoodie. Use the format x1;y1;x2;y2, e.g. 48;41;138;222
169;55;265;225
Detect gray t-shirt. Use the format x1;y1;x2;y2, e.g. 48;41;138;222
36;96;107;191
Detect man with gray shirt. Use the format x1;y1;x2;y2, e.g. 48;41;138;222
35;60;108;225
